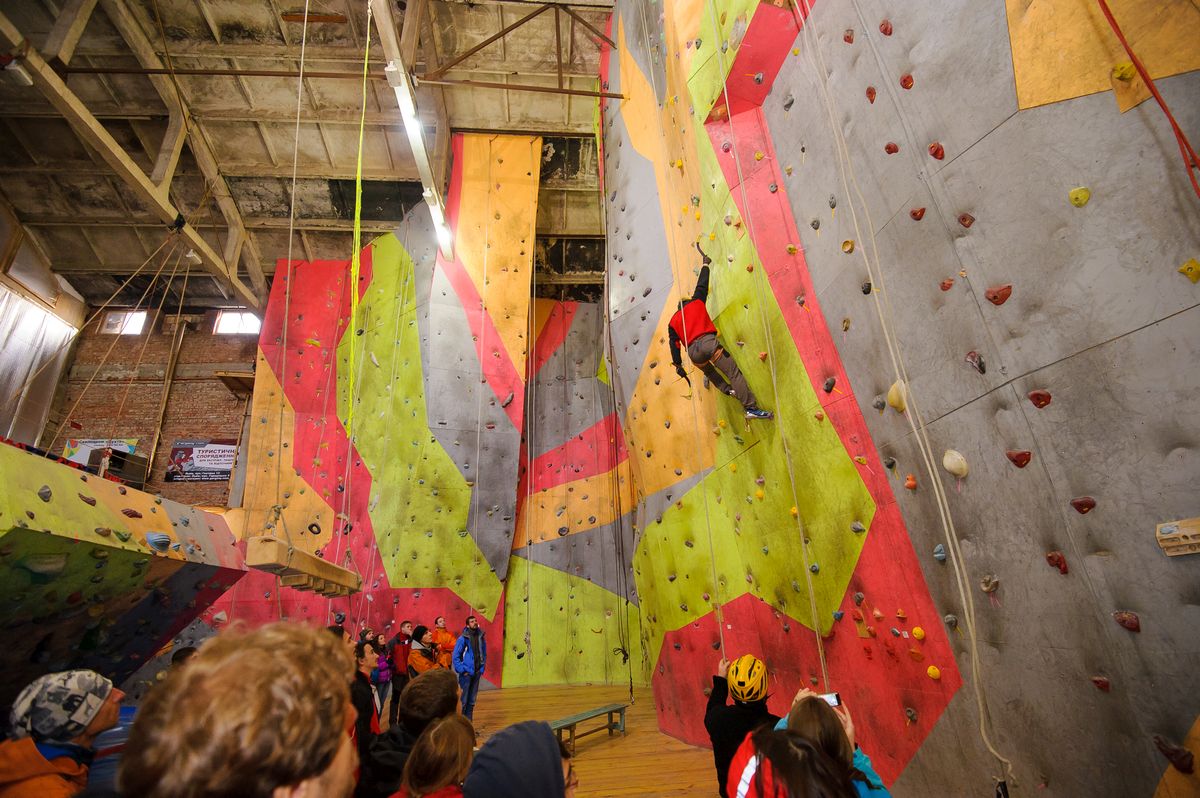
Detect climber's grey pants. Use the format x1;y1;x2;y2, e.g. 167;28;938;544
686;332;759;411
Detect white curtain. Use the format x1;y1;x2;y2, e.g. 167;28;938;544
0;283;78;446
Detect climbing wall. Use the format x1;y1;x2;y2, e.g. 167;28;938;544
0;443;245;708
601;0;1200;794
505;298;644;687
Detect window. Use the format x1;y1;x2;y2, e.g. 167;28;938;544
100;310;146;335
214;311;262;335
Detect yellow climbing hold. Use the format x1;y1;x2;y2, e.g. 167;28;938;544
790;506;799;517
927;665;942;680
1180;258;1200;284
942;449;969;478
853;456;867;465
1069;187;1091;207
674;159;684;168
730;463;738;473
718;419;727;428
754;151;765;161
841;240;855;254
912;626;926;640
786;244;798;254
886;380;907;413
793;48;800;56
755;489;765;501
695;211;702;220
1111;61;1136;82
709;233;717;241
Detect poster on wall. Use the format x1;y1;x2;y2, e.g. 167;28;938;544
63;438;138;466
164;438;238;482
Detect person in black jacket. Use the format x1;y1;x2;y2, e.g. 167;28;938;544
351;640;382;798
704;654;781;798
359;668;460;798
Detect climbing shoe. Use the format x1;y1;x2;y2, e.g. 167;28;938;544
745;408;774;420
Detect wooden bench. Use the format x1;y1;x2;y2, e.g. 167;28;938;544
549;703;628;753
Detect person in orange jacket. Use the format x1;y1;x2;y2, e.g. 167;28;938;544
0;670;125;798
430;617;456;670
407;626;443;677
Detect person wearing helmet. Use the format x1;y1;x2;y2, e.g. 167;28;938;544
704;655;781;798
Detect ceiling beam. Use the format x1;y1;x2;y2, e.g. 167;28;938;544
42;0;100;65
96;0;267;300
0;9;258;308
21;216;401;233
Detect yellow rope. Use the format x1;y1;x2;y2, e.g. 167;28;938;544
345;0;373;440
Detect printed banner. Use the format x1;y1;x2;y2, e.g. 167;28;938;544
165;438;238;482
62;438;138;466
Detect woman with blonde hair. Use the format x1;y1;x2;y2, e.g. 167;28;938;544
390;714;475;798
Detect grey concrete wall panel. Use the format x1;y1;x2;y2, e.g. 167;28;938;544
514;515;639;603
528;378;613;460
612;3;666;105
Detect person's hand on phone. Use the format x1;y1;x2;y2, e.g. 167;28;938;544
717;658;730;678
832;702;855;750
791;687;819;708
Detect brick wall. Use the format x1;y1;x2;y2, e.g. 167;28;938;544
45;311;256;507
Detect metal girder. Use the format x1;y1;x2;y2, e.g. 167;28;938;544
95;0;268;300
0;9;259;307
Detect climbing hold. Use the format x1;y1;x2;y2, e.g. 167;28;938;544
853;592;865;606
1070;496;1097;514
78;493;96;506
768;183;778;193
809;563;820;574
1046;551;1068;574
1179;259;1200;283
36;485;52;502
886;380;907;412
928;142;945;160
890;627;900;637
783;95;795;111
933;544;946;562
122;508;143;519
861;282;872;295
853;455;868;465
942;450;969;478
871;395;886;411
813;410;825;421
1068;187;1091;207
912;627;925;640
937;279;954;294
927;665;941;680
985;284;1012;305
904;474;917;490
94;527;112;538
957;213;975;228
843;29;854;44
964;351;985;374
943;614;958;629
883;457;896;469
980;574;1000;593
755;489;765;501
872;608;884;621
866;86;877;104
790;506;798;517
1154;735;1195;774
501;392;515;408
884;142;899;154
841;318;851;332
899;73;913;90
910;207;926;221
905;707;918;724
879;19;893;35
1091;676;1111;692
850;521;866;533
823;377;836;393
786;244;799;254
1112;610;1141;632
754;151;765;161
145;533;171;553
841;240;855;254
1028;389;1052;408
753;71;764;84
1005;450;1032;468
833;610;844;621
896;609;906;620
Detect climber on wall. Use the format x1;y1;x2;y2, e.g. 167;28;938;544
668;244;774;420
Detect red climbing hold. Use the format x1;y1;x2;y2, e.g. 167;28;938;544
879;19;893;36
1045;551;1068;575
939;278;954;291
1112;610;1140;632
928;142;945;160
910;207;926;221
843;29;854;44
984;284;1011;305
1028;389;1052;408
958;213;975;228
900;74;914;90
1091;676;1111;692
884;142;899;154
1154;735;1196;775
1005;450;1032;468
1070;496;1096;514
866;86;877;104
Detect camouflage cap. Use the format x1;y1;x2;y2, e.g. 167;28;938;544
9;670;113;744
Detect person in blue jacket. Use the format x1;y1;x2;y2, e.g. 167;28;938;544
773;689;891;797
451;616;486;720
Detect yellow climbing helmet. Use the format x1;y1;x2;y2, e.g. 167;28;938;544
727;654;768;703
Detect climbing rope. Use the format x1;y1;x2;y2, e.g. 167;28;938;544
789;0;1015;781
629;0;730;660
697;0;832;690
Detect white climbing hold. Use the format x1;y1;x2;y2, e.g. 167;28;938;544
886;380;907;413
942;449;969;478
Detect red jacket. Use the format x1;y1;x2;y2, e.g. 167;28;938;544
669;299;718;349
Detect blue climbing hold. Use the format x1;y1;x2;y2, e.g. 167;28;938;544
933;543;947;562
145;533;171;553
832;610;844;620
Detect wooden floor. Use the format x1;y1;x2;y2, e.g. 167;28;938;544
469;685;719;797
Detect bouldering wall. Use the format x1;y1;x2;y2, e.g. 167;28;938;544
0;442;245;708
601;0;1200;795
505;298;644;686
